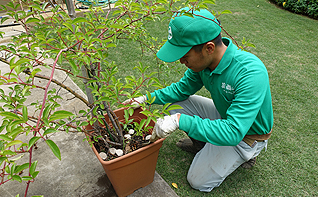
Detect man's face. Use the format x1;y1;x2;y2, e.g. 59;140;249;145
179;47;212;72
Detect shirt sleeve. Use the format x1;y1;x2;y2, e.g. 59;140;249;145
179;64;270;146
150;69;204;105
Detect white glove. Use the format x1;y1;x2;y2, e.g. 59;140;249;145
150;113;180;142
123;95;147;109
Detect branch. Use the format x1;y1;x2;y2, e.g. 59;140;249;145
23;70;90;107
35;48;68;131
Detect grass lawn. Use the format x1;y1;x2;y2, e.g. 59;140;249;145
153;1;318;196
70;0;318;196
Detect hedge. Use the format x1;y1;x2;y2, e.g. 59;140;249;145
270;0;318;19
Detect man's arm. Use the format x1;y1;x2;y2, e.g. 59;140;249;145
180;66;272;146
149;69;204;105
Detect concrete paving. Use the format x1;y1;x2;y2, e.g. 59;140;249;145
0;8;178;197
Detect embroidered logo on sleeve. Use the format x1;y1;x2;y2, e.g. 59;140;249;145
221;82;235;94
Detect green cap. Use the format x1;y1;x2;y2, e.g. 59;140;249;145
156;8;221;62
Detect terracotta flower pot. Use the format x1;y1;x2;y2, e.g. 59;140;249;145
86;107;164;197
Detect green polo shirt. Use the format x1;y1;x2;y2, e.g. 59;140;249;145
150;38;273;146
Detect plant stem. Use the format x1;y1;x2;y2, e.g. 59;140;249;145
103;101;123;145
23;70;90;106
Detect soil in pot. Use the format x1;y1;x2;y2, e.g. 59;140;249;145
93;122;153;161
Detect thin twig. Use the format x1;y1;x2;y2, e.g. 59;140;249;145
23;70;90;107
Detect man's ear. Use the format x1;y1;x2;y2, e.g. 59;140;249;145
205;42;215;54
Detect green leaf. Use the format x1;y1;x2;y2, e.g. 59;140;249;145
157;0;168;3
14;163;29;174
5;165;10;173
22;106;28;121
154;7;166;12
5;140;23;149
43;128;58;136
72;17;88;24
1;150;17;156
150;96;156;104
25;17;40;24
107;43;116;48
0;112;22;120
145;117;152;128
63;22;74;33
12;175;22;182
140;110;151;116
0;125;5;133
163;103;171;111
0;134;13;141
151;116;157;124
57;27;68;34
49;110;74;122
7;78;18;83
28;136;41;150
146;72;157;78
29;161;37;175
203;0;216;4
46;139;61;160
183;12;194;18
11;163;16;175
79;122;89;127
43;128;58;135
43;119;49;127
30;68;41;77
9;126;24;139
46;38;55;43
220;10;232;14
42;103;53;120
69;59;78;74
0;156;7;165
16;58;31;66
22;176;33;181
31;171;39;178
166;104;183;111
22;86;31;96
9;55;16;68
139;119;146;129
9;154;23;162
128;108;134;116
1;16;9;24
109;24;124;29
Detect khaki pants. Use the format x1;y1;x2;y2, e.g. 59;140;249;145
169;95;268;192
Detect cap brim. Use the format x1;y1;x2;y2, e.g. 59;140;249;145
156;41;192;63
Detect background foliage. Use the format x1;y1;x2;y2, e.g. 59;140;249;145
270;0;318;19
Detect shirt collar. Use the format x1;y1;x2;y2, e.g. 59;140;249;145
206;37;238;75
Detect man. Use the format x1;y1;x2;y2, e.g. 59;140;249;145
126;8;273;192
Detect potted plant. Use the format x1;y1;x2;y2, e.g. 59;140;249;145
86;107;166;197
0;0;256;196
0;0;221;196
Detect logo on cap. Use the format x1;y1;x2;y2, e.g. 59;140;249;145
168;26;172;40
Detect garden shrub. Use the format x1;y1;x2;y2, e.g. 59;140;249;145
270;0;318;19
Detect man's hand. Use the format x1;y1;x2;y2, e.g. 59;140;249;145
123;95;147;109
150;113;180;142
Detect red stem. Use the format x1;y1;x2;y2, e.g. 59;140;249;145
35;48;67;130
24;48;67;197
